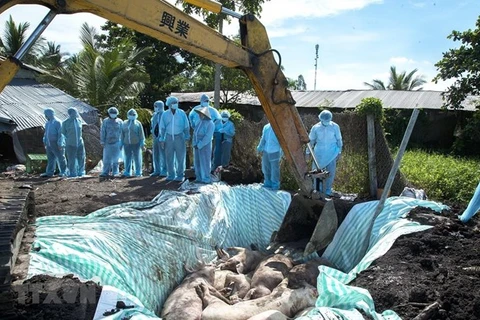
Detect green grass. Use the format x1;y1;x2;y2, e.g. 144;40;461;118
400;149;480;204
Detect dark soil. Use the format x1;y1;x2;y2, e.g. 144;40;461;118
11;274;101;320
1;172;479;320
352;207;480;319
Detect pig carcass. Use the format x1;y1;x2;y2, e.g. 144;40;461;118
220;247;268;274
244;254;294;300
195;278;317;320
161;263;230;320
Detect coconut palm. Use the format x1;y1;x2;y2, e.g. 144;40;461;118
0;15;45;64
37;41;66;70
364;66;426;91
40;23;151;113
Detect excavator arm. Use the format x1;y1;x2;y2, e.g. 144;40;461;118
0;0;313;193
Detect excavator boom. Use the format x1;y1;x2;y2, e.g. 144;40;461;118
0;0;312;193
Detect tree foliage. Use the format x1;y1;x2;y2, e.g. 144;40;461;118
364;66;426;90
434;16;480;109
355;97;384;122
39;23;151;114
96;21;201;108
296;74;307;90
177;0;270;29
0;15;45;64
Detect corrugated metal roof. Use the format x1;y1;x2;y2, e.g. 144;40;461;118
172;90;478;111
0;78;98;132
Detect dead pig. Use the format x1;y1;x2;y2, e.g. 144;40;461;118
195;278;317;320
220;246;268;274
213;269;236;291
244;254;294;300
288;257;335;289
224;272;252;300
247;310;289;320
161;263;230;320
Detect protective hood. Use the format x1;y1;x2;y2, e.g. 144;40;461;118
44;108;55;120
68;107;79;118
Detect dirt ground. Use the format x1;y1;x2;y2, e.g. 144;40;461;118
2;172;479;319
352;207;480;320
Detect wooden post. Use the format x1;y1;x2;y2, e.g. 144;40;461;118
367;114;378;198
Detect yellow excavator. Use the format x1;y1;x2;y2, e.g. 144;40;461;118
0;0;348;256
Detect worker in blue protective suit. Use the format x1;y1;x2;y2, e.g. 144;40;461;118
219;110;235;167
160;96;190;181
459;181;480;223
100;107;123;177
121;109;145;177
188;94;221;168
41;108;67;177
306;110;343;196
61;107;86;177
257;123;282;190
150;100;167;177
192;107;215;183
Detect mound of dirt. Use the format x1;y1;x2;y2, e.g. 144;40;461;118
10;274;101;320
352;207;480;319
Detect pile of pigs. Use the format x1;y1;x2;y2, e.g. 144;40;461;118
161;246;333;320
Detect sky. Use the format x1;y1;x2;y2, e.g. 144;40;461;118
0;0;479;91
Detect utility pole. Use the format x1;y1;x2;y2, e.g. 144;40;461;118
314;44;319;91
214;17;223;109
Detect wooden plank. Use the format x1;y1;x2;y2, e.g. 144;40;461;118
367;114;378;198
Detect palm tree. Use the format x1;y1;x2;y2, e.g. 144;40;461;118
37;41;66;71
0;15;45;64
364;66;426;91
40;23;151;113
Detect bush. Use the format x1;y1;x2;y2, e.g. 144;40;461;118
355;97;384;123
451;110;480;156
400;149;480;204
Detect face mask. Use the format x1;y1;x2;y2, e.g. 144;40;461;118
154;107;160;113
45;115;52;120
170;104;178;110
69;113;77;119
222;117;228;122
128;115;136;120
201;101;209;107
109;113;117;119
321;120;330;126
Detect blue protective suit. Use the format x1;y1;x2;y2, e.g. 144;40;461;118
212;115;224;171
160;108;190;181
460;181;480;223
219;119;235;166
61;108;85;177
121;112;145;177
193;118;215;183
257;123;282;190
189;105;221;170
151;105;167;177
42;109;67;177
100;116;123;176
308;120;343;195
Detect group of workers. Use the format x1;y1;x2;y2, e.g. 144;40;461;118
41;94;236;184
41;107;86;178
41;98;343;195
257;110;343;194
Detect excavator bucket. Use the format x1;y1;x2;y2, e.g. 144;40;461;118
272;193;354;257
